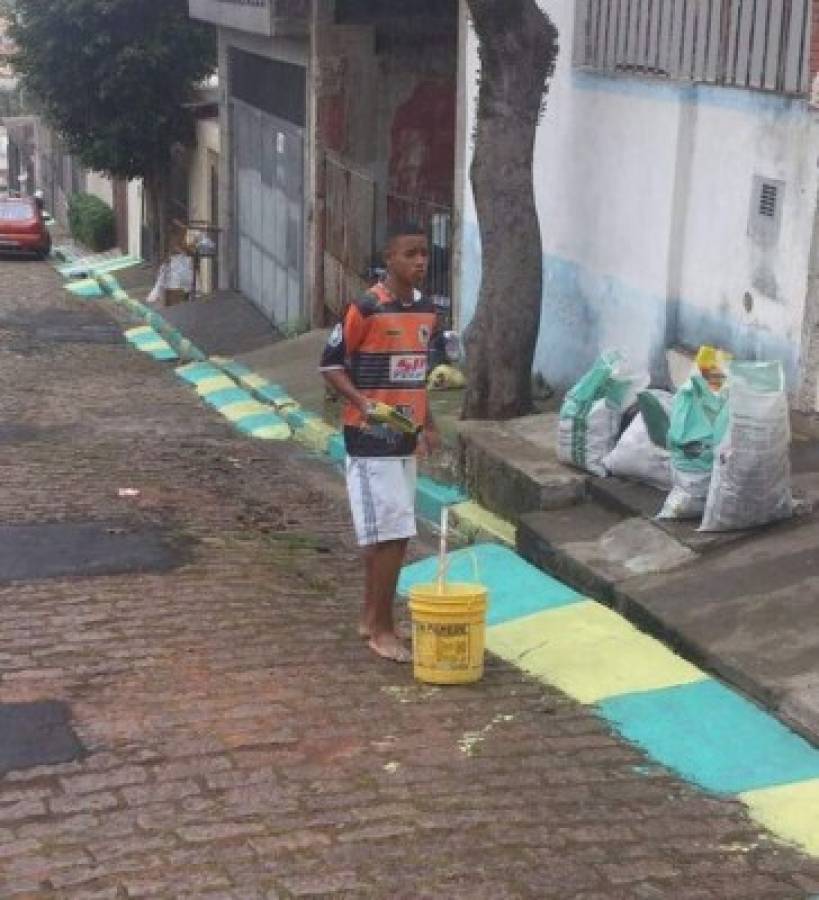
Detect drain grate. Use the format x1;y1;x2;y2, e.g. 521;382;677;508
34;324;123;345
0;310;123;346
0;523;191;583
0;701;84;776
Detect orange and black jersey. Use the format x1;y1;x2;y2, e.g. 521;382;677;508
320;283;437;458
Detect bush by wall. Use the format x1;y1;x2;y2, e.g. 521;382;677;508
68;193;116;251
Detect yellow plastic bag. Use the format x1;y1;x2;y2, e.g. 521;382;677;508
695;346;732;391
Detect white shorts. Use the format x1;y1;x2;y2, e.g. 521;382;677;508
346;456;418;547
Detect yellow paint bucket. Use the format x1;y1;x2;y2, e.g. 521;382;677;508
408;583;488;685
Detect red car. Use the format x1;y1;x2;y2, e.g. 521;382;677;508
0;196;52;259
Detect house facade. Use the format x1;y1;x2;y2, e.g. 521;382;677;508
188;1;819;411
188;0;458;330
456;0;819;411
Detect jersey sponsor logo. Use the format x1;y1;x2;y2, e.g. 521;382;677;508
328;324;343;347
390;354;427;384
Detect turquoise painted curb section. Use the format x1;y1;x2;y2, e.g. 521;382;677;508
60;254;141;279
203;387;252;409
126;330;158;347
217;359;253;379
152;347;179;362
599;680;819;796
67;279;105;299
176;363;223;385
328;433;347;464
256;383;294;405
285;408;308;429
416;476;467;524
398;543;584;626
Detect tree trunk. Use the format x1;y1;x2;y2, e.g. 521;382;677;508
462;0;558;420
145;171;170;268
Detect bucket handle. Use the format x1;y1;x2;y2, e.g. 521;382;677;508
440;547;481;586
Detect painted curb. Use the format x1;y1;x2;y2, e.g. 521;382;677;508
401;543;819;859
449;500;515;546
61;258;819;858
90;271;473;528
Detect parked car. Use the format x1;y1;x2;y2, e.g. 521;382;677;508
0;196;52;259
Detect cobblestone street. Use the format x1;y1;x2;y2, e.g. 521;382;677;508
0;258;818;899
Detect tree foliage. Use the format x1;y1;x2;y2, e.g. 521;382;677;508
462;0;558;420
6;0;215;182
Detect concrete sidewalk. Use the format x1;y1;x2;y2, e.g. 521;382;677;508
462;412;819;747
104;280;819;746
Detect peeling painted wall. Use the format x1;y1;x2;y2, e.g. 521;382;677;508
455;0;819;397
386;67;456;207
314;13;456;315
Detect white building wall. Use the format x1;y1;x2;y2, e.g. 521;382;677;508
188;118;220;230
84;171;114;206
0;125;7;189
456;0;819;392
127;179;143;260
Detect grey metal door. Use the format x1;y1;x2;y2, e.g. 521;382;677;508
233;99;304;326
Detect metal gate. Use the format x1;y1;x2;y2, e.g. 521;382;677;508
233;99;305;326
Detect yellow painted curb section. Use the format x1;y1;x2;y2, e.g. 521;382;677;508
487;601;708;705
220;400;269;422
252;422;292;441
295;419;338;453
241;373;269;391
741;779;819;857
196;375;236;396
449;501;516;546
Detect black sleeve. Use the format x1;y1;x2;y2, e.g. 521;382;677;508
319;321;347;370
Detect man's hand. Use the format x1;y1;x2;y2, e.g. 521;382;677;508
365;402;420;436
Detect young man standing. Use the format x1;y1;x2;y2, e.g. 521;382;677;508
320;223;440;663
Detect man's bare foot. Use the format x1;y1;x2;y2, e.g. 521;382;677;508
368;634;412;663
359;623;411;641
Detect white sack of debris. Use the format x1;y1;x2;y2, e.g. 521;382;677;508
700;361;793;532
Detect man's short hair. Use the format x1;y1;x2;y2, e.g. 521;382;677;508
386;221;426;247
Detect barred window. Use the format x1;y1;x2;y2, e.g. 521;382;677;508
574;0;811;96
